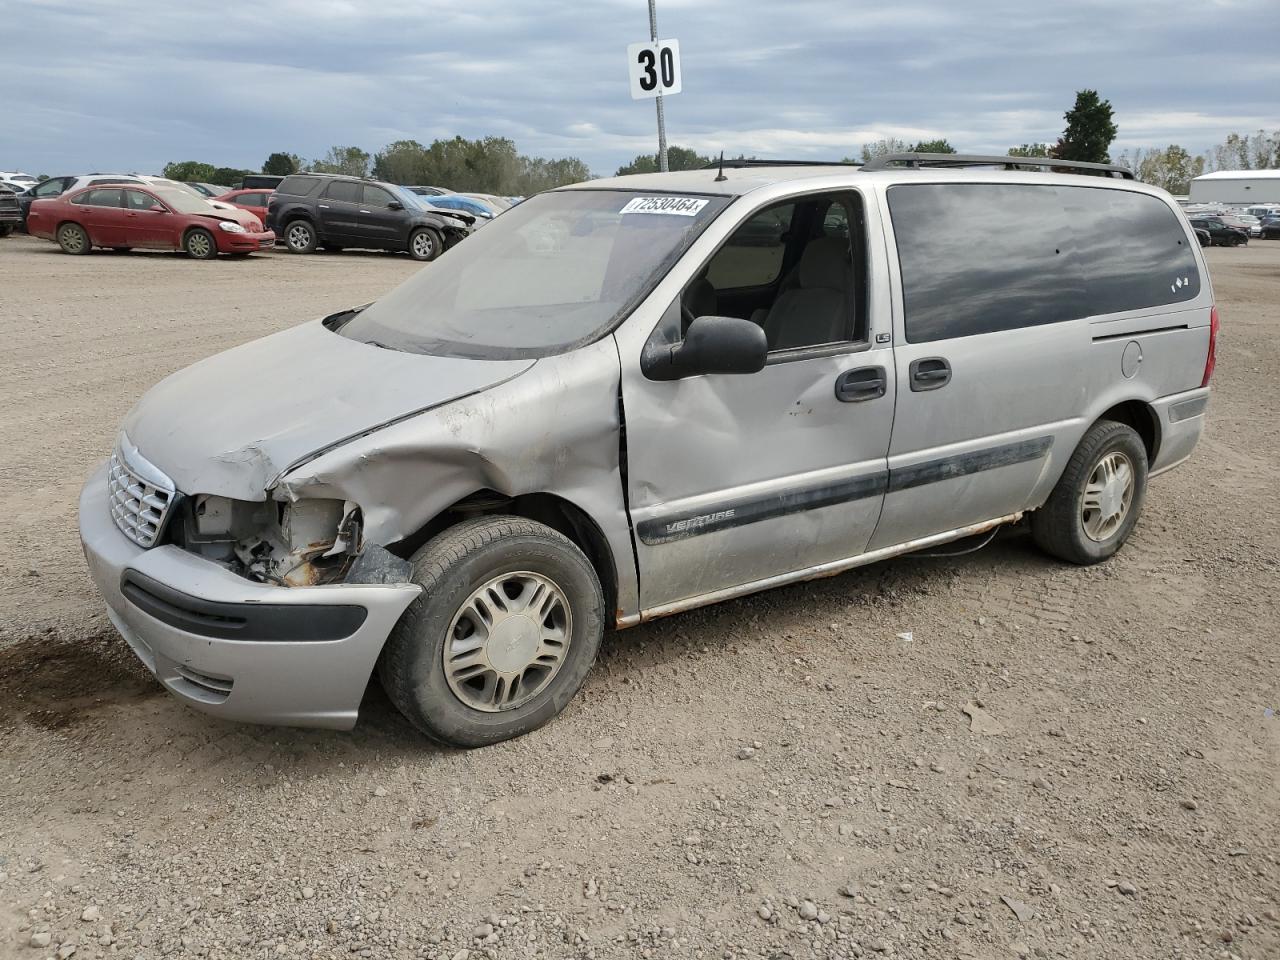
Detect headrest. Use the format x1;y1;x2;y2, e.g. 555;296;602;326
798;236;852;290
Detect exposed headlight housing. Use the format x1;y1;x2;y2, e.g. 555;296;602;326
176;495;360;586
218;221;247;233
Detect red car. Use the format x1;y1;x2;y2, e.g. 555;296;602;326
214;188;275;225
26;183;275;259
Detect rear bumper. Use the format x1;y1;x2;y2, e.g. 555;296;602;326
79;461;420;729
1150;386;1209;477
216;229;275;252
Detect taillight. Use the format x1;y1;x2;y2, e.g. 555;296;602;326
1201;306;1219;388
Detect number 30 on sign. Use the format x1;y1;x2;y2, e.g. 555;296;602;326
627;39;682;100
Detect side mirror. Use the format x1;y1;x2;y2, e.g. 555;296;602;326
149;204;166;213
386;200;404;211
643;315;768;381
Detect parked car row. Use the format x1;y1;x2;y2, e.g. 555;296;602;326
3;168;523;260
1183;202;1280;244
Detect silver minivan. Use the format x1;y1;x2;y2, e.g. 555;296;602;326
80;155;1217;747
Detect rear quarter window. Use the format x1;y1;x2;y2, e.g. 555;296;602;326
889;183;1200;344
277;175;322;198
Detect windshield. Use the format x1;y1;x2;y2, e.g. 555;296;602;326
338;189;730;359
389;184;430;210
150;186;218;214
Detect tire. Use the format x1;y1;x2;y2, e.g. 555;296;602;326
408;227;442;262
184;228;217;260
379;516;605;748
56;222;90;255
284;219;317;254
1230;235;1242;247
0;223;14;238
1032;420;1148;565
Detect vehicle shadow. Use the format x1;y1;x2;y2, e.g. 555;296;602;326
349;526;1056;749
1;527;1057;765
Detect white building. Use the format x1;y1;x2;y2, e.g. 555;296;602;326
1188;169;1280;204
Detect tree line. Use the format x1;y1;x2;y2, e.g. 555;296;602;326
141;91;1278;200
160;136;593;195
613;91;1277;198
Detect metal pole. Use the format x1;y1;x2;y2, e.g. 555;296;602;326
648;0;668;172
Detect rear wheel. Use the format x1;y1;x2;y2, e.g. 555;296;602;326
0;223;14;238
408;227;441;262
184;228;217;260
285;220;317;254
56;222;90;255
1032;420;1148;565
379;516;605;748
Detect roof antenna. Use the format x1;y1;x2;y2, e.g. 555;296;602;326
713;150;727;182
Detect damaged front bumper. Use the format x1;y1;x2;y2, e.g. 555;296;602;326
78;461;420;730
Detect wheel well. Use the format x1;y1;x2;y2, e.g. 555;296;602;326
388;491;618;615
1099;400;1159;463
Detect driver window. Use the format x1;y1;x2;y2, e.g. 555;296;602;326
682;193;866;353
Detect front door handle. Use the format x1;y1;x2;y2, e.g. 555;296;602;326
835;366;887;402
909;357;951;392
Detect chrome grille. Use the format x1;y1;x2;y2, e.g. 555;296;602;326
107;437;176;548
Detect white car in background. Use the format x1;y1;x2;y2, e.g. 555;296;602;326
26;174;240;212
1231;214;1263;238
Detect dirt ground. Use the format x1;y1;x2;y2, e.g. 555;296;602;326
0;233;1277;960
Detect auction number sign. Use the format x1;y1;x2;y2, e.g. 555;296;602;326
627;39;682;100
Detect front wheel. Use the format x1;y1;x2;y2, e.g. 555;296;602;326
379;516;605;748
408;227;442;262
184;228;217;260
1032;420;1148;565
57;222;90;255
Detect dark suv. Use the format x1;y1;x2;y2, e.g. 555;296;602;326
0;186;20;236
266;174;467;261
1188;216;1248;247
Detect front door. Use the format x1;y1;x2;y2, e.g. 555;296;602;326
121;188;176;248
618;190;896;614
358;184;407;250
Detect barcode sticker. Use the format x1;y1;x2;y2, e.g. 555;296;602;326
619;196;709;216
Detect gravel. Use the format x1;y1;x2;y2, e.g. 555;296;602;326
0;238;1278;959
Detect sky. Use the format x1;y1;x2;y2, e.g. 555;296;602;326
3;0;1278;178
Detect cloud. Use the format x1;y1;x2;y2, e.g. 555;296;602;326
4;0;1277;177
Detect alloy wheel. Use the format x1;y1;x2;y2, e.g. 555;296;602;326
442;571;572;712
1081;451;1135;542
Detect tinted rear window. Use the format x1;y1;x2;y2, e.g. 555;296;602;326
325;180;362;203
277;175;322;198
889;183;1200;343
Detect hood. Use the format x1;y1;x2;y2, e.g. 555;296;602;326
123;319;535;500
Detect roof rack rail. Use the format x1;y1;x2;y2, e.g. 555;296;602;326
701;159;861;170
861;152;1134;180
